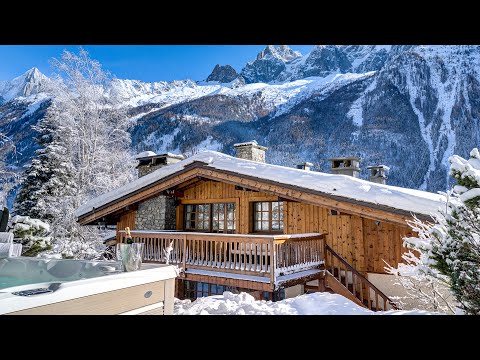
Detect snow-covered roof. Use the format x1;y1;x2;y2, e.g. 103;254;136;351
76;151;446;219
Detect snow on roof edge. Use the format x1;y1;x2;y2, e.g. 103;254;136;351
76;150;446;220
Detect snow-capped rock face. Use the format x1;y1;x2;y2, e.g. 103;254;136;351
288;45;352;79
206;64;238;83
0;67;48;103
240;45;302;84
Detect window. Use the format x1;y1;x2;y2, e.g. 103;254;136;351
253;201;284;232
212;203;236;233
183;281;231;301
184;202;236;233
185;204;210;230
183;281;278;302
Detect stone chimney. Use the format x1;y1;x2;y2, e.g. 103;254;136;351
136;151;185;177
233;140;268;163
134;151;185;232
367;165;389;184
328;156;361;178
296;162;313;171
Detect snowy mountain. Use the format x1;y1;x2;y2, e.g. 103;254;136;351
240;45;303;83
2;45;480;194
0;67;48;103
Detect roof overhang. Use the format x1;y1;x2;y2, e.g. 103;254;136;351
77;161;430;227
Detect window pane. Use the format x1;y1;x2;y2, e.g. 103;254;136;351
227;220;234;229
272;202;279;211
272;211;279;220
254;221;261;231
255;212;262;221
186;204;193;212
279;201;284;210
262;202;269;211
198;213;204;221
279;221;284;230
228;203;235;211
255;202;262;211
212;221;219;230
262;221;269;230
272;221;279;230
279;211;284;220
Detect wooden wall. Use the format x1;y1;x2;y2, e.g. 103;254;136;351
116;210;136;241
178;181;410;274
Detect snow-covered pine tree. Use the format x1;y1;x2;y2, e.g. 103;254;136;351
14;105;76;220
429;148;480;314
0;133;19;208
14;48;135;259
390;148;480;314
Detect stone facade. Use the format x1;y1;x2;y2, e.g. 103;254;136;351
138;164;164;177
135;195;177;230
233;141;268;163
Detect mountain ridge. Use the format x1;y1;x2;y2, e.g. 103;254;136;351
2;45;480;195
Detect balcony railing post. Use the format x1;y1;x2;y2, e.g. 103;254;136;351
182;234;187;272
270;238;276;287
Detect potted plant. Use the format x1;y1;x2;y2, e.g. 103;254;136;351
116;227;144;271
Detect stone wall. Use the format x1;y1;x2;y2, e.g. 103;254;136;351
138;164;164;178
235;146;266;163
135;195;177;230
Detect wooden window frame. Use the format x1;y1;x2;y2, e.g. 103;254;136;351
251;201;284;234
182;199;238;233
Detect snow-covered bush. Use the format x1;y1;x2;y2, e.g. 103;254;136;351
9;215;52;257
388;148;480;315
385;219;456;314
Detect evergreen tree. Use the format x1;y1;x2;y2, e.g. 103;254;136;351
0;133;19;208
428;148;480;314
14;106;76;219
396;148;480;314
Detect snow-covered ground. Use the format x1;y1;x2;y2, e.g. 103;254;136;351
174;292;438;315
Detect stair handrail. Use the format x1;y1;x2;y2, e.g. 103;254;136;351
325;244;398;310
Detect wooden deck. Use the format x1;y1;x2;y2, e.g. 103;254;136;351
118;231;325;290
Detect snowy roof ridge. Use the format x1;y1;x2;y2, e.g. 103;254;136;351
75;150;446;219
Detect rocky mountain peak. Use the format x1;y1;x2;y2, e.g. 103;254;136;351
0;67;48;102
241;45;303;84
206;64;238;83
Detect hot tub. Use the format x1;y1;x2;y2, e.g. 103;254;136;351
0;257;177;315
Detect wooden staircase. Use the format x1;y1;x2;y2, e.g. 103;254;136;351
307;245;398;312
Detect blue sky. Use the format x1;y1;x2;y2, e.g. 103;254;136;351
0;45;314;82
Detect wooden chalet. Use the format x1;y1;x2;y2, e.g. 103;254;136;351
76;142;444;311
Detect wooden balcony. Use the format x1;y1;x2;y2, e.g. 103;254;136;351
118;231;325;290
